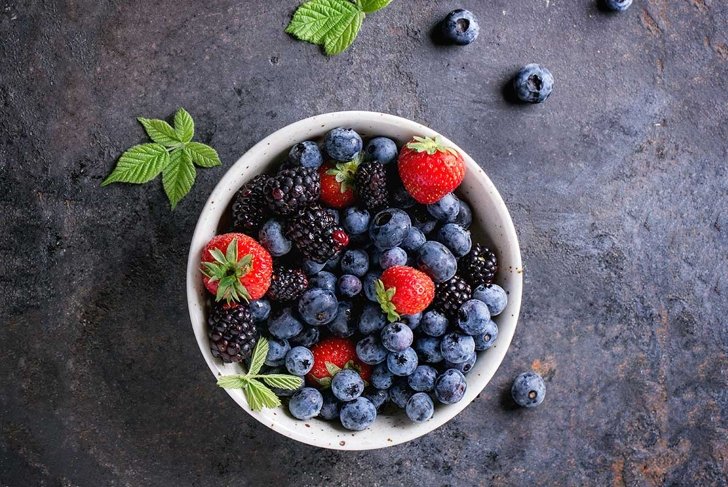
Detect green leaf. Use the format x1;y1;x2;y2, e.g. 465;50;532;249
358;0;392;13
217;375;250;389
225;238;239;264
244;379;281;411
137;118;181;147
286;0;364;56
173;107;195;143
248;337;268;376
101;143;170;186
261;375;304;390
187;142;221;168
323;9;365;55
162;148;196;209
325;361;342;377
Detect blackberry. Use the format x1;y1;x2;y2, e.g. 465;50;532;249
460;243;498;287
355;160;389;212
432;275;472;319
264;166;320;216
267;265;309;302
285;205;349;263
208;304;258;363
231;175;269;235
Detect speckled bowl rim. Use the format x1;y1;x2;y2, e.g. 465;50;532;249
186;111;522;450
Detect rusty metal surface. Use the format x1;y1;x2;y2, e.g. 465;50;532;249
1;0;727;485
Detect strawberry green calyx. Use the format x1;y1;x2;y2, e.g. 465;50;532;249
200;238;254;304
313;360;365;388
375;279;401;322
405;136;459;156
325;158;361;193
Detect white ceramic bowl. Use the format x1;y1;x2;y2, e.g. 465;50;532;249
187;111;522;450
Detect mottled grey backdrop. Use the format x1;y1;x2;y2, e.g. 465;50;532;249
1;0;727;485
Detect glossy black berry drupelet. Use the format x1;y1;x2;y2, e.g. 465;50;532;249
285;205;349;263
208;304;258;363
460;243;498;287
355;160;389;212
264;166;321;216
432;275;472;319
231;175;270;235
266;265;309;302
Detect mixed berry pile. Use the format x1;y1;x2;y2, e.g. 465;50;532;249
200;128;510;431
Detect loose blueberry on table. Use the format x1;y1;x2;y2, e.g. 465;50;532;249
200;128;510;431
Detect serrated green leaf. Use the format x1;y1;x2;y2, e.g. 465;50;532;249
137;118;181;147
244;379;281;411
187;142;221;168
162;148;196;209
261;375;304;390
286;0;364;56
101;143;170;186
358;0;392;13
174;107;194;143
323;9;364;55
217;375;250;389
248;337;268;376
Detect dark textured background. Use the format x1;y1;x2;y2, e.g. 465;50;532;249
2;0;727;485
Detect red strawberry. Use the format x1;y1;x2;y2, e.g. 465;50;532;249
305;337;372;388
318;160;358;208
376;266;435;321
200;233;272;304
397;136;465;204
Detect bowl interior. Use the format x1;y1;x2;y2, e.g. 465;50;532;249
187;111;522;450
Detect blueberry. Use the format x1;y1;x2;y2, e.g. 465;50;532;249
408;365;438;392
513;64;554;104
427;193;460;222
421;310;448;337
324;127;362;161
603;0;632;11
363;388;389;411
361;136;397;164
302;259;326;276
298;288;338;326
265;338;290;367
285;346;314;375
401;312;422;330
310;271;337;293
401;227;426;253
457;299;491;335
342;207;370;235
379;247;408;269
391;186;417;209
358;303;387;334
439;9;479;46
453;199;472;229
289;387;323;420
434;369;467;404
389;380;414;408
414;336;444;364
337;274;362;298
356;335;388;365
474;320;498;351
319;390;341;420
406;392;435;423
434;223;472;258
287;141;323;169
371;363;394;390
446;351;477;374
440;332;476;363
331;369;365;401
387;347;419;376
381;322;414;352
369;209;412;250
268;308;304;340
511;371;546;408
327;301;356;337
473;284;508;316
409;206;438;235
258;219;292;257
363;272;382;302
339;397;377;431
290;326;320;348
324;253;341;272
340;249;369;277
417;241;457;283
249;299;271;322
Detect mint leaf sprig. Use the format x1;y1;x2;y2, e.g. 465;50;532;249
286;0;393;56
101;108;222;209
217;337;304;411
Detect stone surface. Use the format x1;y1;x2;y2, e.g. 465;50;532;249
2;0;728;485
